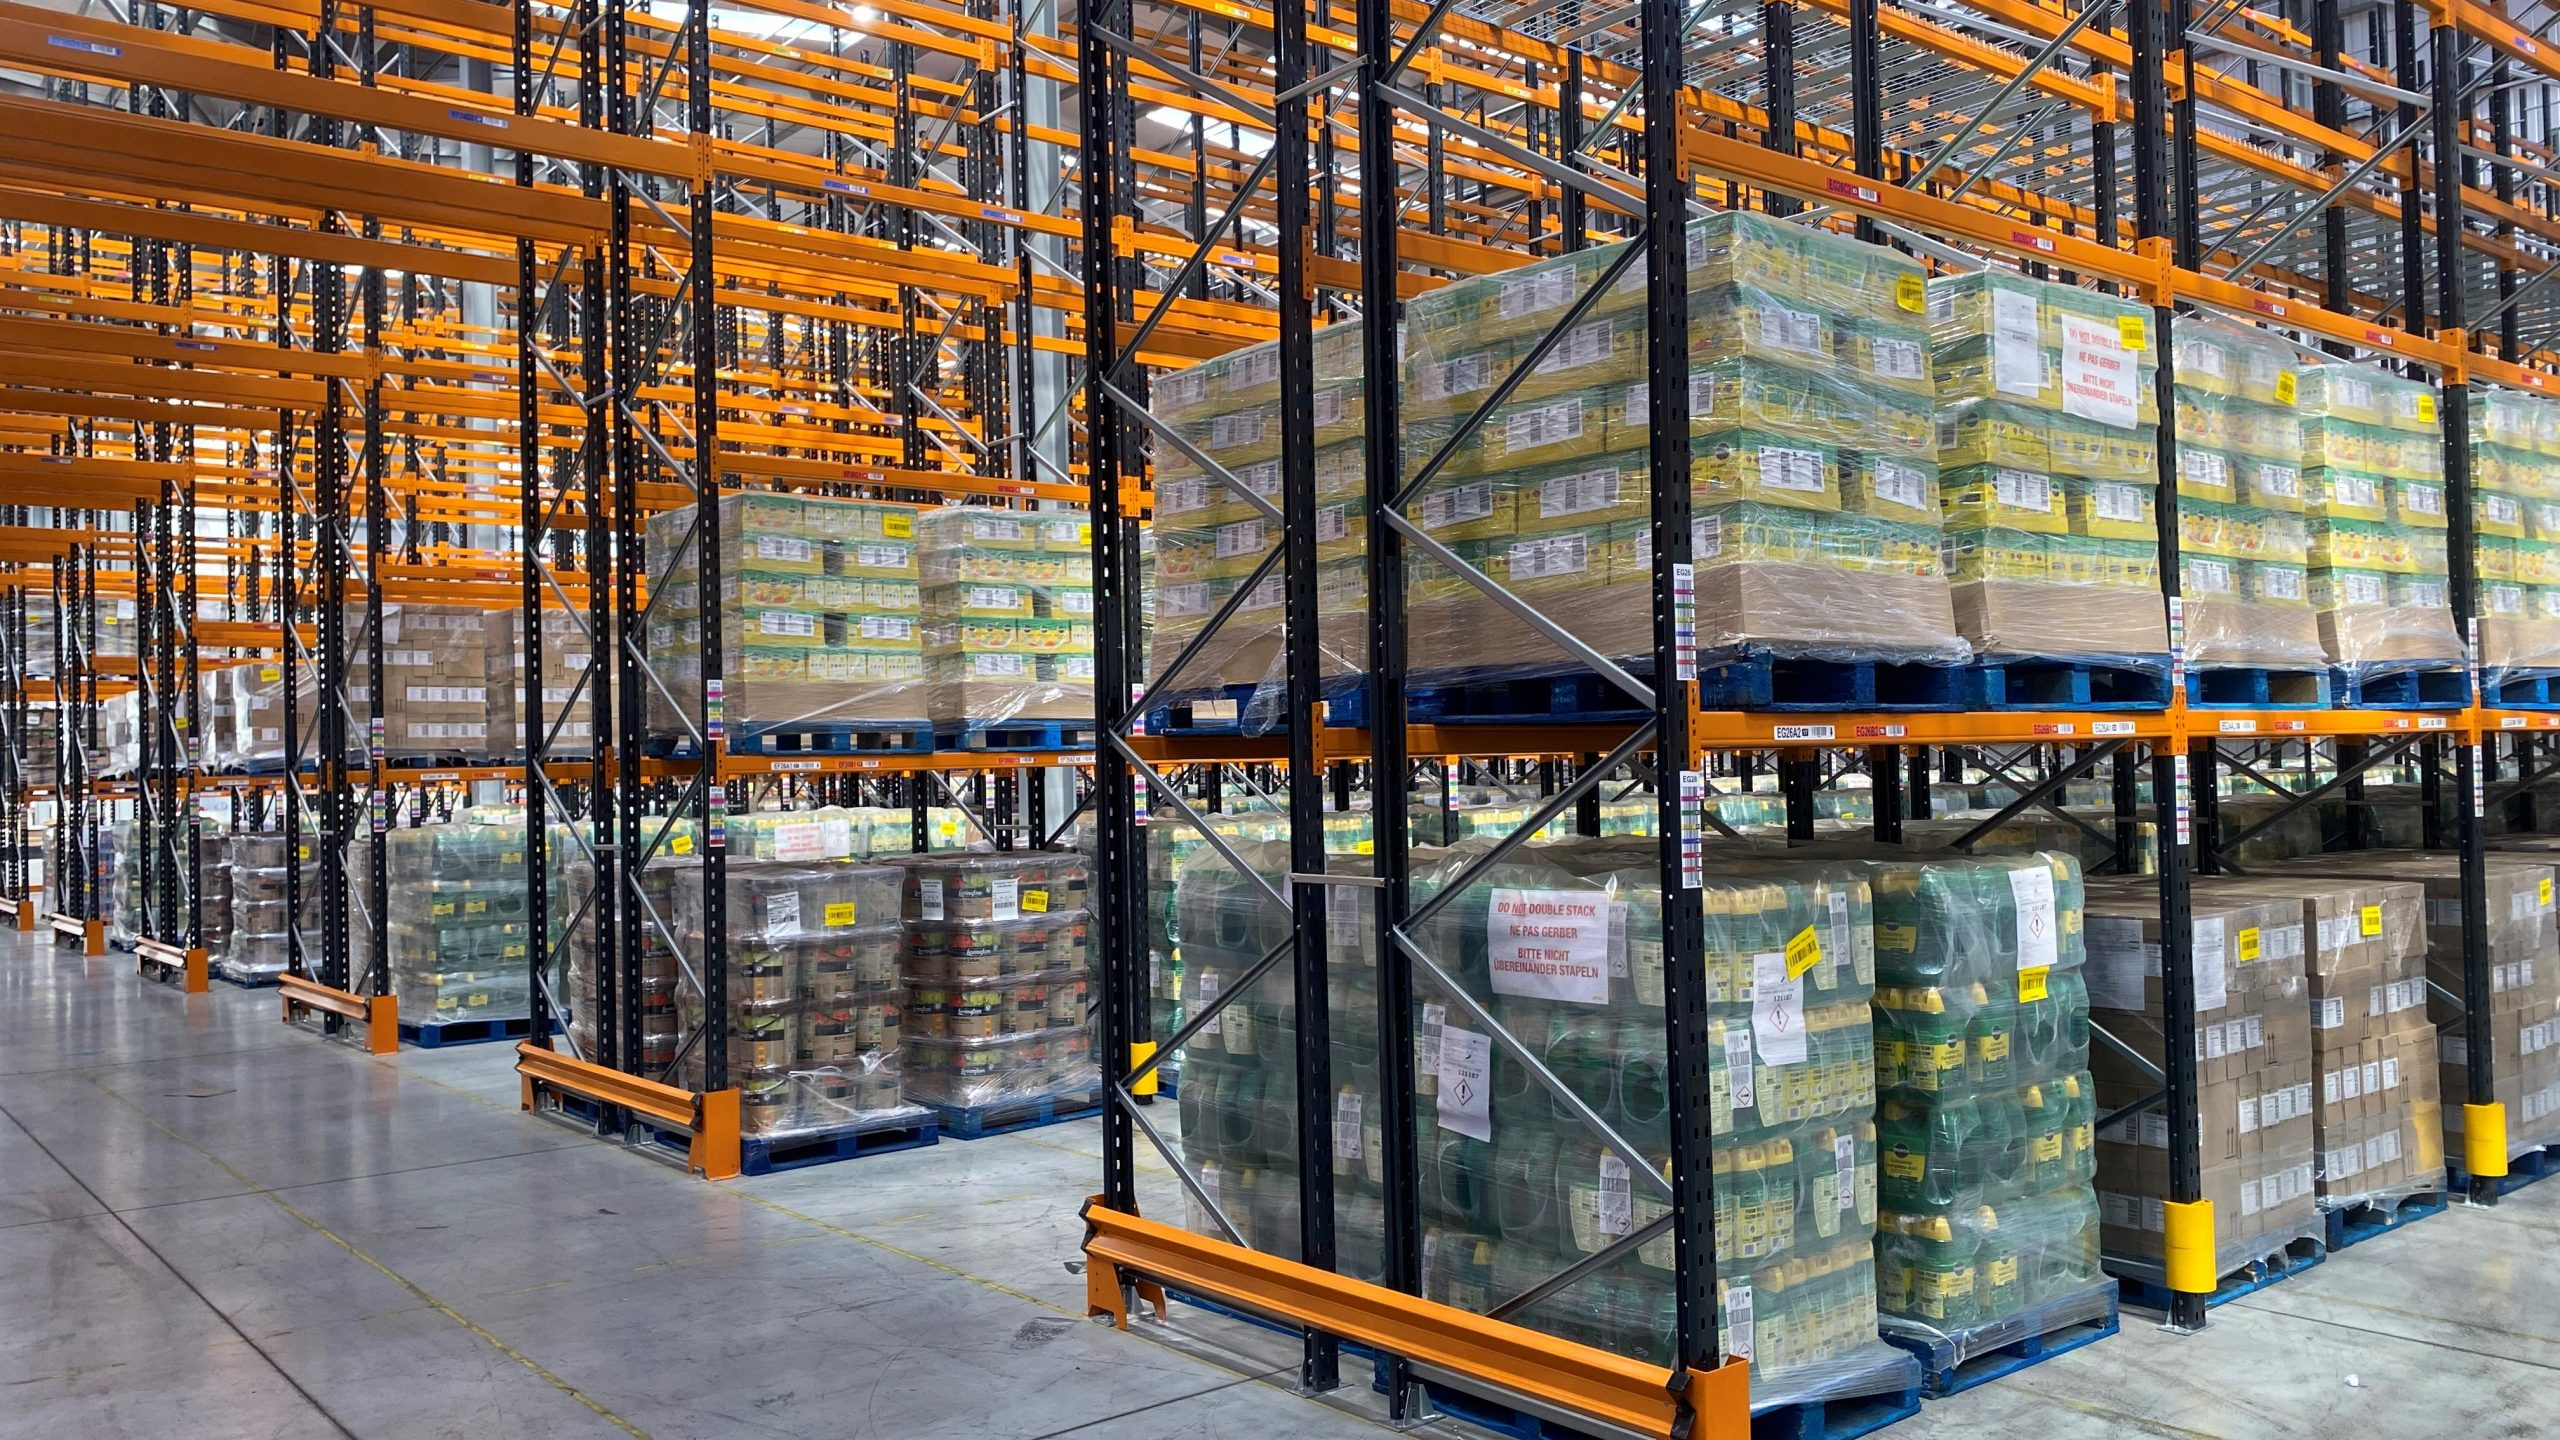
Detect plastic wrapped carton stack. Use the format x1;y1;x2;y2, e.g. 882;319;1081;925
2260;850;2551;1173
2082;879;2318;1281
646;493;926;744
1926;271;2169;672
896;853;1097;1116
210;659;366;771
384;810;550;1030
1868;853;2109;1358
484;607;597;760
2471;388;2560;687
2295;364;2464;684
1174;836;1910;1398
2168;322;2326;680
219;831;372;984
1396;211;1961;675
363;605;494;761
672;859;919;1139
915;508;1096;731
561;836;693;1077
1148;322;1370;694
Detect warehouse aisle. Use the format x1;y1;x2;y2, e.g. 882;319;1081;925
5;925;2555;1440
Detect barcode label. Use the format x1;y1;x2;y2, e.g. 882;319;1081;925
1210;412;1267;449
1875;461;1930;512
1872;336;1924;380
1541;467;1627;518
2254;463;2300;499
1422;483;1496;530
2261;566;2304;601
1759;448;1826;493
755;536;812;563
2188;559;2234;595
759;611;815;637
968;585;1021;610
1505;398;1584;450
1420;352;1492;401
858;615;914;640
2181;450;2230;490
1315;506;1352;543
854;544;906;569
2094;481;2146;522
1497;268;1575;319
1510;533;1590;580
1215;521;1265;559
1758;305;1823;355
1538;320;1616;373
1994;468;2054;512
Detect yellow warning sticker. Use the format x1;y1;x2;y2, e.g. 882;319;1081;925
2274;371;2298;405
1896;275;1926;313
2417;393;2438;424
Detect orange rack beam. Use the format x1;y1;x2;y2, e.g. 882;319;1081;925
279;973;399;1056
134;936;210;994
516;1042;741;1182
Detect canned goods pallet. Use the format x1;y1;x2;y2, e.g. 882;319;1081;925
2113;1232;2325;1314
2321;1187;2447;1251
1885;1280;2119;1398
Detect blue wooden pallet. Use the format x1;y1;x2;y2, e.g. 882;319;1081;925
2483;670;2560;710
931;721;1096;753
551;1091;940;1174
1752;1347;1927;1440
400;1013;552;1049
2114;1235;2324;1313
651;722;935;758
1946;657;2175;711
1886;1285;2120;1398
2450;1143;2559;1198
1146;678;1371;736
2185;667;2333;709
2331;666;2471;711
933;1090;1103;1139
214;967;284;989
2322;1188;2447;1251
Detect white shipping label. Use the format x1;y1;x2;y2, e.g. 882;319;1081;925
1759;448;1827;493
1994;468;2055;513
1436;1026;1494;1142
1422;483;1496;530
990;877;1021;921
1758;304;1824;355
1750;952;1809;1066
756;536;813;564
1498;268;1574;320
2010;864;2059;972
1539;321;1616;373
1215;522;1265;560
1993;289;2044;395
2261;566;2304;602
1314;507;1352;544
1209;412;1266;449
1334;1090;1363;1160
1875;461;1931;513
1197;972;1223;1036
765;889;802;938
2255;463;2301;499
1835;1134;1858;1210
1873;336;1925;381
859;616;915;640
854;544;906;570
2182;449;2231;492
2085;915;2149;1010
1417;1002;1446;1075
1312;386;1346;429
1596;1153;1632;1236
2095;481;2147;522
1486;889;1614;1005
1724;1284;1755;1361
1541;468;1627;519
2060;313;2142;430
968;585;1023;610
1726;1027;1755;1109
1509;533;1590;580
2187;558;2236;596
919;877;946;921
1421;352;1493;401
1505;398;1584;451
2192;915;2229;1011
759;610;816;638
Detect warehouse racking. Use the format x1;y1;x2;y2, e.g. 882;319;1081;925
1072;0;2560;1435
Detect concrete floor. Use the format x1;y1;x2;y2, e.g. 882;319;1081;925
4;926;2554;1440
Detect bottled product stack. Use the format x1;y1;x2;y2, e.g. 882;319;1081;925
383;809;551;1031
1926;271;2169;671
2295;364;2464;685
1868;853;2109;1358
2168;321;2326;681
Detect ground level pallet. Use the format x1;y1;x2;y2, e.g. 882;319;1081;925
932;1090;1102;1139
2482;670;2560;709
1886;1284;2119;1398
2322;1188;2447;1251
400;1014;552;1049
2330;666;2471;711
554;1092;941;1175
2449;1143;2560;1198
214;966;284;988
2184;667;2333;709
2113;1233;2324;1313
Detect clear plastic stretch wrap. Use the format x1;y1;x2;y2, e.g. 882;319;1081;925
2256;850;2550;1167
2170;322;2327;671
896;853;1097;1112
1173;835;1915;1402
2294;363;2464;679
1927;272;2168;671
1397;211;1961;673
1864;852;2111;1368
914;507;1096;728
384;809;560;1029
2081;879;2321;1281
645;493;927;741
102;820;137;947
484;606;597;760
2471;388;2560;683
670;859;925;1139
218;830;373;983
212;657;367;771
561;830;695;1075
97;691;139;778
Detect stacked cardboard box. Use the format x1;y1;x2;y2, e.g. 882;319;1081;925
384;811;552;1029
212;659;367;771
484;607;596;760
1925;271;2169;669
914;508;1096;729
2259;850;2553;1170
362;606;495;761
896;853;1097;1114
2295;364;2464;680
2169;321;2326;675
645;493;927;741
2470;388;2560;684
2082;880;2318;1277
562;838;693;1077
218;831;372;984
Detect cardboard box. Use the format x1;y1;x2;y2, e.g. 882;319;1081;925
2084;881;2308;1088
2096;1060;2317;1272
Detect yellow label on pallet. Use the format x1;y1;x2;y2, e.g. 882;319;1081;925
1784;925;1822;980
2361;905;2384;936
2274;371;2299;405
2118;314;2148;350
2238;927;2261;962
2018;966;2051;1003
825;902;857;927
1895;275;1925;313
